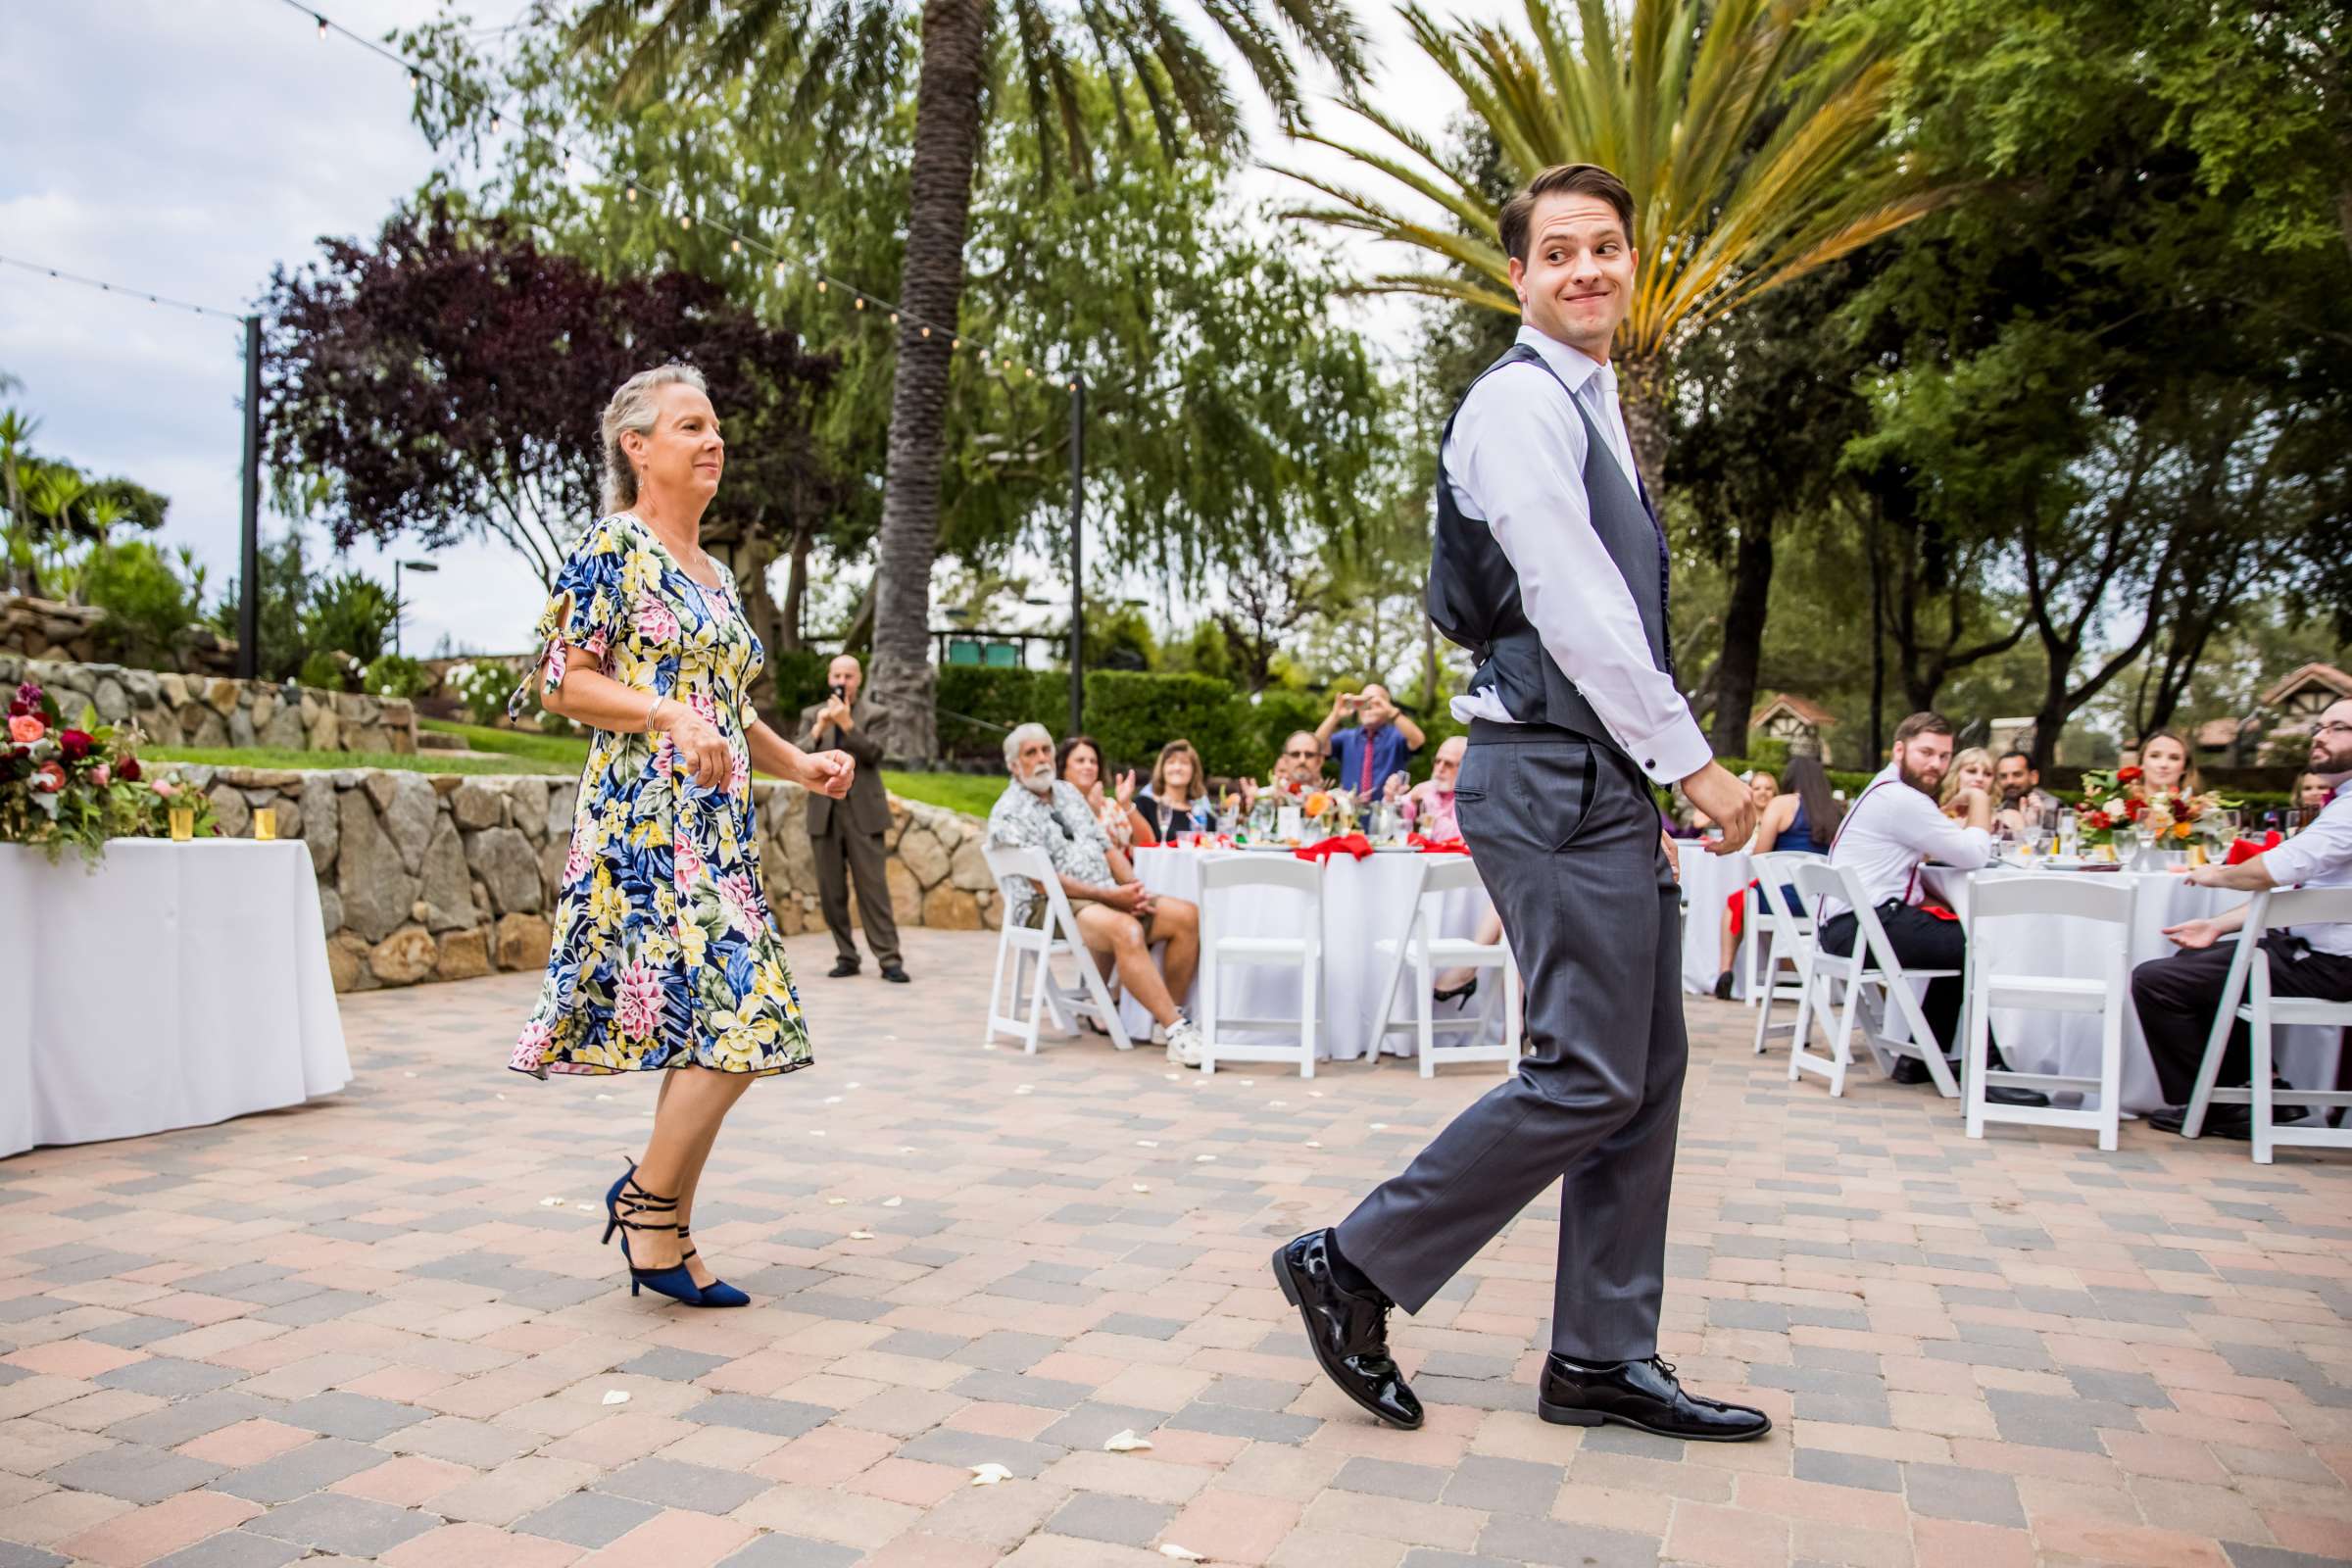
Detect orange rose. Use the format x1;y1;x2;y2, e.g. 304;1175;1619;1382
1303;791;1331;818
8;713;43;745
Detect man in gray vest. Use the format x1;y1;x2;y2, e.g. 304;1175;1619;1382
1273;164;1767;1442
799;654;907;983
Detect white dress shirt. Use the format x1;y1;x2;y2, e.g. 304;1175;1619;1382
1443;324;1709;785
1825;764;1993;918
2260;777;2352;956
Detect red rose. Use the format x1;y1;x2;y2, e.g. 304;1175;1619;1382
35;760;67;794
117;756;142;782
2116;765;2142;783
59;728;93;760
2123;798;2145;819
2084;811;2110;830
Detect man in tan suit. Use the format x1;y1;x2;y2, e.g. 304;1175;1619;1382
799;654;907;982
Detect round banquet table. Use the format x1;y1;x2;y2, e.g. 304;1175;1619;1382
1918;864;2341;1114
1675;845;1753;999
0;840;352;1158
1125;846;1500;1060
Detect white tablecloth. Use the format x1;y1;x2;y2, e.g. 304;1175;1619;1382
1676;847;1752;998
1920;865;2340;1113
1126;847;1497;1060
0;841;351;1158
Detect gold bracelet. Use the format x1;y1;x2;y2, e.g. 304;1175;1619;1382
645;692;663;732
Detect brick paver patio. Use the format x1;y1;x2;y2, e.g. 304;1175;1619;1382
4;925;2350;1567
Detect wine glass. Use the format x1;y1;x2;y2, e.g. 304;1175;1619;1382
2132;821;2158;867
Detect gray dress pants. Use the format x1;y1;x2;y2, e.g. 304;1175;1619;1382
1335;731;1685;1362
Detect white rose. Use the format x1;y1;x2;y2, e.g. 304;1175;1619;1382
2104;798;2126;815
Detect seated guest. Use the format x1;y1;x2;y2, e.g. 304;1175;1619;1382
1714;755;1842;998
1744;769;1780;822
1406;735;1468;841
1138;739;1217;840
989;723;1204;1065
1318;683;1424;799
1058;732;1154;848
2136;728;2199;795
1822;711;2044;1104
1938;746;1996;820
2295;770;2333;812
1994;750;2060;831
2134;697;2352;1138
1240;730;1328;807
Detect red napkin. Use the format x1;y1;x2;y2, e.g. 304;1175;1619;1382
1408;834;1470;855
1294;833;1374;862
2226;832;2280;865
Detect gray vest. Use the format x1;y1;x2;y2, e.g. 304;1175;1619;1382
1426;343;1672;758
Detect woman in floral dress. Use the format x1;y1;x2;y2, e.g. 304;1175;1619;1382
512;364;855;1307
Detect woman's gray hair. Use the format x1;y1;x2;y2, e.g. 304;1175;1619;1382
1003;721;1054;772
600;363;709;514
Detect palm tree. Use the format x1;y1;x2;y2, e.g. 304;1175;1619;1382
571;0;1369;759
0;407;39;596
1281;0;1936;489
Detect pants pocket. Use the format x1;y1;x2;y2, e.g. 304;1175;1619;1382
1513;743;1598;853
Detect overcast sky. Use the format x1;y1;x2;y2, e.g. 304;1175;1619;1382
1;0;1504;660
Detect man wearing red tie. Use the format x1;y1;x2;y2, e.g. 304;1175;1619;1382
1318;684;1424;799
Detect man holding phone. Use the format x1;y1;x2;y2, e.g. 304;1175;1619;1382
798;654;907;983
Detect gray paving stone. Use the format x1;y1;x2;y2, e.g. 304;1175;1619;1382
895;1429;1062;1479
601;1456;768;1515
873;1330;967;1360
2064;1366;2175;1409
516;1489;662;1546
43;1441;224;1503
102;1391;280;1448
1036;1402;1169;1450
95;1357;245;1398
950;1368;1095;1409
247;1493;434;1556
1794;1448;1902;1493
1903;1462;2026;1527
615;1347;732;1382
1442;1453;1566;1514
0;1543;68;1568
278;1391;427;1442
1577;1422;1686;1459
386;1414;541;1467
716;1535;864;1568
950;1330;1064;1372
1478;1515;1660;1568
214;1437;387;1502
80;1315;193;1349
782;1292;894;1322
150;1534;307;1568
1399;1553;1518;1568
2222;1546;2352;1568
1047;1491;1176;1547
680;1394;832;1439
1707;1298;1791;1332
1335;1455;1449;1502
251;1290;373;1327
1164;1400;1319;1444
1096;1314;1189;1340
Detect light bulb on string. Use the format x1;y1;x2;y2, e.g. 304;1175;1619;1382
816;279;827;293
1025;366;1036;379
854;296;866;311
679;212;693;229
316;14;328;38
730;237;742;254
773;262;786;281
952;337;960;350
490;112;502;132
888;312;899;324
409;69;420;87
920;325;931;339
625;184;637;202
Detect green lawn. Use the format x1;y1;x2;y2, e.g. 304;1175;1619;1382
157;717;998;816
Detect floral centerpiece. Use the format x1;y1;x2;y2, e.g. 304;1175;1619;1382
2073;763;2235;857
2;680;212;861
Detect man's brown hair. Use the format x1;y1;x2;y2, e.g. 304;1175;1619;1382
1891;711;1955;748
1499;164;1637;265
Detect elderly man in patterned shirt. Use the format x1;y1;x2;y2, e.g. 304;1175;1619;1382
987;721;1205;1066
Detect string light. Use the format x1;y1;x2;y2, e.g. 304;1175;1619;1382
625;184;636;202
316;13;327;38
816;279;826;293
731;238;742;254
679;212;692;229
489;112;502;132
0;254;246;323
854;296;865;311
921;325;931;338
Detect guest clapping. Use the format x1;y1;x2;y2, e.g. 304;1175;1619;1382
1058;733;1154;848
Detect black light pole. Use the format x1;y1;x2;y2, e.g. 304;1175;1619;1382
392;559;438;659
236;314;262;679
1066;373;1085;738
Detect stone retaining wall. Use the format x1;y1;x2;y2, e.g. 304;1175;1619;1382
0;653;416;754
164;764;1001;992
0;593;238;675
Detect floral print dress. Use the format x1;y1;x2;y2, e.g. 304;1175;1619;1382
508;513;812;1080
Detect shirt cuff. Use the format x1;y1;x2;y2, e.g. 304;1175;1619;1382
1622;713;1713;787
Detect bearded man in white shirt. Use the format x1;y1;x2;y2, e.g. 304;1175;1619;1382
1820;710;2047;1107
1271;163;1769;1445
2136;696;2352;1138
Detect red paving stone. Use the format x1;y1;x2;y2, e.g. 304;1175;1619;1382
0;924;2347;1565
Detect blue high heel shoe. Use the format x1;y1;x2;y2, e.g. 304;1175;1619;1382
601;1162;703;1306
677;1227;749;1308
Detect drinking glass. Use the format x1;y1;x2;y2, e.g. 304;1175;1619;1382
252;806;276;842
168;805;195;842
2132;823;2158;867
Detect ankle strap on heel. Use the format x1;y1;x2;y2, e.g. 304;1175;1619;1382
614;1177;682;1235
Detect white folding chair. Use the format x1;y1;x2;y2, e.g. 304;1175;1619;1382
1370;857;1522;1077
1747;853;1818;1056
981;844;1133;1054
1962;875;2135;1150
1197;855;1322;1077
1787;859;1962;1098
2181;887;2352;1164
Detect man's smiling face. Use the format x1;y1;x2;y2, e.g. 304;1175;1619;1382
1511;191;1637;362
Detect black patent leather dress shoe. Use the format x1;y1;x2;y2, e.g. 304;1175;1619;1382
880;963;911;984
827;957;860;978
2149;1102;2306;1139
1539;1354;1771;1442
1271;1232;1422;1430
1889;1055;1934;1085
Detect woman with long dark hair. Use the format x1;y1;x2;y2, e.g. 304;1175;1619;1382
1714;755;1844;998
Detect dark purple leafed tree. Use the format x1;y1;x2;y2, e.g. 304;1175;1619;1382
262;203;838;595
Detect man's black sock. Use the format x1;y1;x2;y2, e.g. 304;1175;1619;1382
1324;1231;1379;1298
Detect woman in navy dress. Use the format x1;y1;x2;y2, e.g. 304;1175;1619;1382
1713;755;1842;997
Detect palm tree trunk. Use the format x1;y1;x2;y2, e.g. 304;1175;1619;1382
865;0;989;762
1616;352;1668;499
1708;520;1773;758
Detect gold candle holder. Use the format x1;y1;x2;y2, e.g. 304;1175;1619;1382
253;806;276;842
168;804;195;842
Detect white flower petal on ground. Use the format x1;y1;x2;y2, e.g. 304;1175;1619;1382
1136;1140;1158;1148
601;1390;630;1405
1014;1086;1034;1096
1102;1429;1153;1452
539;1197;564;1207
594;1093;612;1101
1306;1141;1322;1149
969;1463;1012;1486
823;1096;843;1104
1240;1079;1254;1086
1159;1545;1205;1561
883;1197;904;1207
1195;1154;1217;1163
826;1197;848;1205
1132;1183;1151;1194
1370;1123;1388;1131
849;1230;875;1241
